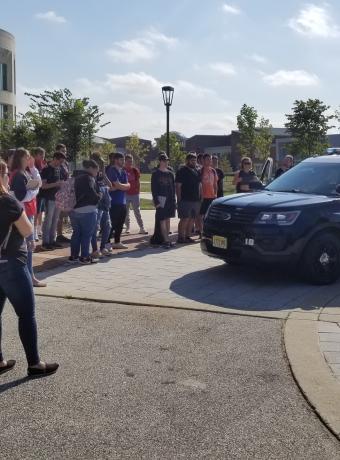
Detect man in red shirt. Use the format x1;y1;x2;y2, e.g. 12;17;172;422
124;155;147;234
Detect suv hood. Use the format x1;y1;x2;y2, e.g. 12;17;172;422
215;191;337;209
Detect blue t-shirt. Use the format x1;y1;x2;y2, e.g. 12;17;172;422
106;166;128;205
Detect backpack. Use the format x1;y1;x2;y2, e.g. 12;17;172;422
55;177;76;212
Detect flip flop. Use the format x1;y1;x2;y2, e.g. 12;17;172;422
0;360;16;375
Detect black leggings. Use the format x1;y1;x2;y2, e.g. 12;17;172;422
109;204;127;243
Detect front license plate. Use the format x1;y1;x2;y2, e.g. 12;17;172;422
212;235;228;249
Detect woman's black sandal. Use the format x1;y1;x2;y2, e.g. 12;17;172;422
0;360;16;375
27;363;59;378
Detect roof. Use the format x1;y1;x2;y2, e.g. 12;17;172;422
185;134;231;149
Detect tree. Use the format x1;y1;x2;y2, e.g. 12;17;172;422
254;117;273;160
25;111;59;156
157;132;186;171
0;116;34;151
25;89;109;163
125;133;149;168
285;99;334;158
237;104;258;156
97;142;116;163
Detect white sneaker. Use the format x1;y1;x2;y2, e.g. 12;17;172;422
92;250;103;259
101;248;113;257
125;228;130;234
139;228;148;235
111;242;128;249
105;243;113;252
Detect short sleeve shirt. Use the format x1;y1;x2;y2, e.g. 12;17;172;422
40;164;62;200
106;166;128;205
175;166;201;202
201;167;217;199
0;194;27;263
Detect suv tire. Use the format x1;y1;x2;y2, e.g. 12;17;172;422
300;232;340;285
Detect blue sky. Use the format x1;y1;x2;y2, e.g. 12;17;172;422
2;1;340;139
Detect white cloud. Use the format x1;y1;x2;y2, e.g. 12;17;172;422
105;72;162;95
248;53;267;64
101;101;150;115
35;11;67;24
288;4;340;38
106;28;178;63
210;62;237;76
222;3;241;15
176;80;216;98
263;69;319;87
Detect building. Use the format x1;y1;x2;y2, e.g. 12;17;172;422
185;134;231;156
0;29;15;121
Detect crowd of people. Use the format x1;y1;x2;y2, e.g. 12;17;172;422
0;143;293;378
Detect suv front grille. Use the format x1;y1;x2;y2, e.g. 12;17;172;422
207;205;258;225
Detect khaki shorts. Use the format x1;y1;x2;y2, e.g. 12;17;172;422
178;200;201;219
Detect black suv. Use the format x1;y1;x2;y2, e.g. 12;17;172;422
201;155;340;285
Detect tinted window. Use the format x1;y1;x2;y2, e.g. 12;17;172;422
266;162;340;196
0;63;7;91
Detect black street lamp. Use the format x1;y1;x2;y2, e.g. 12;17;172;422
162;86;174;158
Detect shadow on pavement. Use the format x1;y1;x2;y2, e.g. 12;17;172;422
0;376;30;395
170;263;340;312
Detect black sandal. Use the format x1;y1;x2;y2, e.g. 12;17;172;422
27;362;59;378
0;360;16;375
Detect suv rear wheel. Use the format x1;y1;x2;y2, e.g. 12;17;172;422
300;232;340;285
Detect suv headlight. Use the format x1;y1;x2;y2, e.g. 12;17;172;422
255;211;301;226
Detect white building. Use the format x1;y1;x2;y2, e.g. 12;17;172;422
0;29;16;120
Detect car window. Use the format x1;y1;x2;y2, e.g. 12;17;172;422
266;162;340;196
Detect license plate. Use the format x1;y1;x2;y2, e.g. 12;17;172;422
212;235;228;249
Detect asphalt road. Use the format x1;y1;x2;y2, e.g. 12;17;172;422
0;298;339;460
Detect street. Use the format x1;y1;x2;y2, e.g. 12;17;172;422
1;297;339;459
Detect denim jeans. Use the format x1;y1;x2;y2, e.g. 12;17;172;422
91;209;111;252
0;259;40;366
42;199;60;245
26;215;34;276
70;210;98;258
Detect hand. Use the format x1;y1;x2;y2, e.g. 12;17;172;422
155;204;161;209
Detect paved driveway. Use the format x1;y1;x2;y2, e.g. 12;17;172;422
37;244;340;319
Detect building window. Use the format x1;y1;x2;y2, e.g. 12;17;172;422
0;104;9;120
0;63;8;91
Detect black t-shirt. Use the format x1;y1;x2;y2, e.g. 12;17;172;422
215;168;225;197
40;164;62;200
175;166;201;201
0;194;27;263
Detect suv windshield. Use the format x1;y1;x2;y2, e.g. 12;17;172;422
266;162;340;196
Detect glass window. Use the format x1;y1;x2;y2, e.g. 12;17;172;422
0;63;8;91
0;104;8;120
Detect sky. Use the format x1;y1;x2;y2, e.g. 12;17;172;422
2;0;340;140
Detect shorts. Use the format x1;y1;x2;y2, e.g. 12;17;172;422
156;206;175;221
178;200;201;219
200;198;214;215
37;195;45;213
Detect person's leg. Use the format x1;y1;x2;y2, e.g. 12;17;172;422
42;199;53;246
80;211;98;259
100;210;112;251
0;283;6;363
160;219;169;243
178;218;189;241
125;198;131;231
108;206;116;242
26;216;34;276
114;205;127;244
70;212;81;259
91;210;102;252
50;202;60;244
131;194;145;231
0;261;40;366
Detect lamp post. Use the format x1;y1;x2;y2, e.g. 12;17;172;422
162;86;174;158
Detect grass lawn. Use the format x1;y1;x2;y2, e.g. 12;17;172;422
140;198;155;210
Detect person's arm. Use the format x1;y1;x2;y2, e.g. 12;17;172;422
233;171;241;185
14;211;33;238
107;167;130;191
175;183;182;203
151;172;160;207
11;173;27;202
87;176;101;204
41;179;62;190
213;171;218;197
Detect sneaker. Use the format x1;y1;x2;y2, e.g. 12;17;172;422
41;244;54;251
125;228;130;234
37;226;42;237
105;243;113;252
139;228;148;235
91;251;103;259
35;236;40;242
79;256;98;265
162;241;175;249
111;242;128;249
51;241;63;249
56;235;71;243
67;256;79;264
101;248;113;257
186;237;196;243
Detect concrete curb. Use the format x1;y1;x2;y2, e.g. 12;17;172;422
284;317;340;439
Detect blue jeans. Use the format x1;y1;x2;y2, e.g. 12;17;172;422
0;259;40;366
26;215;34;276
70;210;98;258
91;209;111;252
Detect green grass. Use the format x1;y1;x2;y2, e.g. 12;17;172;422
140;182;151;193
140;173;152;182
140;198;154;210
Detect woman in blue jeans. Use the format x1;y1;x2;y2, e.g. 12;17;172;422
69;160;101;264
0;160;58;377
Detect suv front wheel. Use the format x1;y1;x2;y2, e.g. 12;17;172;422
300;231;340;285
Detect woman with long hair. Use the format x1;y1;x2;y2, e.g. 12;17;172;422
10;148;46;287
0;160;58;377
233;157;262;193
